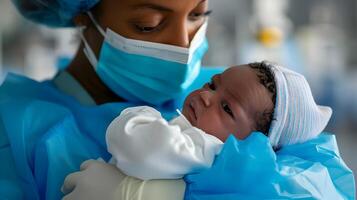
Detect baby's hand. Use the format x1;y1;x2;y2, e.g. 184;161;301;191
119;106;162;119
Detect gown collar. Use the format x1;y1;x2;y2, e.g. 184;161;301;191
52;70;96;106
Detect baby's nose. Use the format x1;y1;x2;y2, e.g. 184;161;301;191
199;91;212;107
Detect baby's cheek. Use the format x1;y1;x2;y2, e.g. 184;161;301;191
199;116;230;141
232;126;254;140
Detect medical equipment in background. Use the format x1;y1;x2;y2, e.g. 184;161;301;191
238;0;304;74
250;0;292;48
0;0;78;81
201;0;244;67
0;31;3;81
23;27;77;81
296;1;348;125
0;0;28;81
0;0;11;81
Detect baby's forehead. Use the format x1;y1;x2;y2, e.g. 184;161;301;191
222;65;260;83
221;68;257;91
221;65;274;110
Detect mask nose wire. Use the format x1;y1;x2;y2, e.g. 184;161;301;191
86;11;106;37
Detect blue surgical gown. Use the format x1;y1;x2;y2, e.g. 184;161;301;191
184;133;355;200
0;68;355;199
0;67;222;199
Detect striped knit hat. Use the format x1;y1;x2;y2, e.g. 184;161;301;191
263;61;333;148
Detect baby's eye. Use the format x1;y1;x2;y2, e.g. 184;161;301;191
222;102;234;118
207;81;216;90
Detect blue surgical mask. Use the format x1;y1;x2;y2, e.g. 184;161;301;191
80;12;209;105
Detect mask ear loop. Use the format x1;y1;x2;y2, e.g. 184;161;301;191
86;11;106;37
78;26;98;69
78;11;107;69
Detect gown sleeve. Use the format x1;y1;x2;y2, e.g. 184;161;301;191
0;116;25;199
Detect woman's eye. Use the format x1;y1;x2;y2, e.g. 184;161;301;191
207;81;216;90
222;102;234;118
134;25;158;33
189;10;212;21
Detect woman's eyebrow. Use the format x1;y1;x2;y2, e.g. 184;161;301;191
198;0;207;4
132;0;207;13
131;3;173;12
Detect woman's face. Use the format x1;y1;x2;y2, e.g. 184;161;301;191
93;0;210;47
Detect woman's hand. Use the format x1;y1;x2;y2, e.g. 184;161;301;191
61;159;125;200
61;159;186;200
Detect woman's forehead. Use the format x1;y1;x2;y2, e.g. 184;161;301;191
119;0;207;10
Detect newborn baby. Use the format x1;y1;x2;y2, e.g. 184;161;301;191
106;61;332;180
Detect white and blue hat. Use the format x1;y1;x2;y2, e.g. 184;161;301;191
263;61;333;148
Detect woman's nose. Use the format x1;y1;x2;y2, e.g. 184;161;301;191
164;20;197;48
166;26;190;47
199;90;213;107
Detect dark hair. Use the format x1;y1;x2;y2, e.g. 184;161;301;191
248;62;277;136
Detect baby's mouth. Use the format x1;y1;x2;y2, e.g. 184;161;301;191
184;102;197;126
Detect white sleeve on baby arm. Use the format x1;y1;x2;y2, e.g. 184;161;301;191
106;106;223;180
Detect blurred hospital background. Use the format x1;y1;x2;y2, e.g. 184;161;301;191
0;0;356;185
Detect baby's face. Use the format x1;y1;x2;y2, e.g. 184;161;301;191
182;65;274;141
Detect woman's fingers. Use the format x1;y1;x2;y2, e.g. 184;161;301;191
61;171;81;195
79;159;97;171
61;189;76;200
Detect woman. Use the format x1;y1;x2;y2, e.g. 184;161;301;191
0;0;354;199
